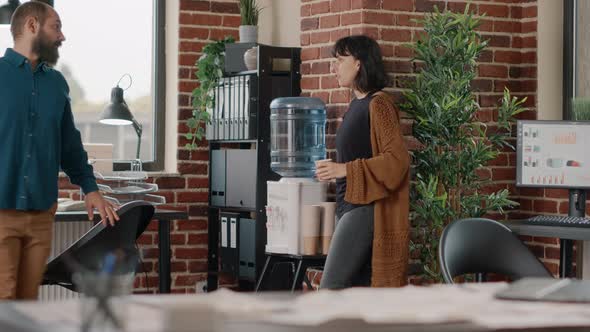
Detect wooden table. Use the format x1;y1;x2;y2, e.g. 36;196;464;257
3;282;590;331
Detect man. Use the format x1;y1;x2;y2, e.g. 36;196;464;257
0;1;119;300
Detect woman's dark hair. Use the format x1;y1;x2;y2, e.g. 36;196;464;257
331;35;390;93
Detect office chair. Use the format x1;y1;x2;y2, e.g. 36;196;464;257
438;218;552;284
42;201;155;291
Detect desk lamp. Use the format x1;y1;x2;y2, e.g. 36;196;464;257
99;74;142;160
0;0;19;24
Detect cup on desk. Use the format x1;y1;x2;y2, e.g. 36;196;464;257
319;202;336;255
73;250;136;332
300;205;322;255
314;159;332;182
75;272;134;332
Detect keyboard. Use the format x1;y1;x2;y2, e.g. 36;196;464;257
524;215;590;227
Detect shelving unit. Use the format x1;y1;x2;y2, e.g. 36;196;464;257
206;43;301;291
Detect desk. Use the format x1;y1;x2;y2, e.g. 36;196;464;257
55;209;188;293
3;283;590;331
505;220;590;278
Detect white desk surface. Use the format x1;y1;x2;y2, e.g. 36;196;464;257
3;283;590;332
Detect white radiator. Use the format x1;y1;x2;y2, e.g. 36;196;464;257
38;221;94;301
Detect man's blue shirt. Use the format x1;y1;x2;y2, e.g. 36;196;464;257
0;48;97;211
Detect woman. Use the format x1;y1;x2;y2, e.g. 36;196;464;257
315;35;410;289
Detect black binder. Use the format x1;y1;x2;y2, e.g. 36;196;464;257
219;212;240;274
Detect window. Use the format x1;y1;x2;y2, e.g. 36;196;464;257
564;0;590;121
0;0;165;171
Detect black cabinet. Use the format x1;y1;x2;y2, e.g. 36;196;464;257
207;44;301;291
210;150;226;207
210;149;257;209
226;150;257;209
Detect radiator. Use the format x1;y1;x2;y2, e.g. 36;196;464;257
38;221;94;301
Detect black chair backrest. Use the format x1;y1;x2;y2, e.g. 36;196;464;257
43;201;155;289
438;218;552;283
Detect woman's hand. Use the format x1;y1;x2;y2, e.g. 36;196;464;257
315;160;347;181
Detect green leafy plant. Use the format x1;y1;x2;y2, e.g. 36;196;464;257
572;97;590;121
239;0;261;26
402;6;527;282
185;36;235;150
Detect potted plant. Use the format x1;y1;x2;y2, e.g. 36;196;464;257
401;6;527;282
572;97;590;121
185;36;235;150
239;0;261;43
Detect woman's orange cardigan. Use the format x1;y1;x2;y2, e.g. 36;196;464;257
344;92;411;287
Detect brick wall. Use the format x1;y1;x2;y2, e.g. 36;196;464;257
300;0;538;170
56;0;574;292
59;0;240;293
298;0;570;283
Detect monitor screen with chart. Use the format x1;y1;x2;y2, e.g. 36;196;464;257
517;121;590;189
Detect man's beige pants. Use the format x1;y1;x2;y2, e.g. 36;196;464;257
0;205;56;300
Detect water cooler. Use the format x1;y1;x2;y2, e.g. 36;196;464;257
265;97;328;255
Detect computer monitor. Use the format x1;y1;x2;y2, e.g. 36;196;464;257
516;120;590;189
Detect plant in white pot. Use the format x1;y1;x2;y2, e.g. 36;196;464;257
239;0;261;43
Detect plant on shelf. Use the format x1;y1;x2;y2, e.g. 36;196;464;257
401;6;527;282
572;97;590;121
238;0;261;43
185;36;235;150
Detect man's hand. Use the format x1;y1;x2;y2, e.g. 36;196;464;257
315;160;347;182
84;191;120;226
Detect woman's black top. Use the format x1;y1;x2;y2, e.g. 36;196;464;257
335;92;374;219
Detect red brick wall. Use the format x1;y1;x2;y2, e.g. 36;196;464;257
299;0;569;281
59;0;240;293
300;0;538;166
55;0;572;292
172;0;240;292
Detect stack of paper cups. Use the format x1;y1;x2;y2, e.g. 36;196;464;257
300;205;322;255
319;202;336;254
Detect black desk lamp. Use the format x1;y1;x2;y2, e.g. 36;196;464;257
0;0;20;24
99;75;143;159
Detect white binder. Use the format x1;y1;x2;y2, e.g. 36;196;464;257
221;216;228;247
230;217;237;249
215;81;224;140
223;80;231;140
230;77;237;140
205;89;214;140
244;77;251;139
235;77;244;140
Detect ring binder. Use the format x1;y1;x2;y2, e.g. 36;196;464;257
207;44;302;290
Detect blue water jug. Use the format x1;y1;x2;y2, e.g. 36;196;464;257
270;97;327;178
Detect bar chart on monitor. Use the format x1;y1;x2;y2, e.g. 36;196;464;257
517;121;590;189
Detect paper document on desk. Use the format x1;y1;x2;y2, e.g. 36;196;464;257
139;287;475;332
142;283;590;332
133;289;292;332
254;286;472;328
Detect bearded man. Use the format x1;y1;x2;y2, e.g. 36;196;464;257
0;0;118;300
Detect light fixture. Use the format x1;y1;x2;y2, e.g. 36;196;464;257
99;74;143;160
0;0;20;25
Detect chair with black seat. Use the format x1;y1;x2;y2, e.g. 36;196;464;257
42;201;155;291
439;217;552;284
